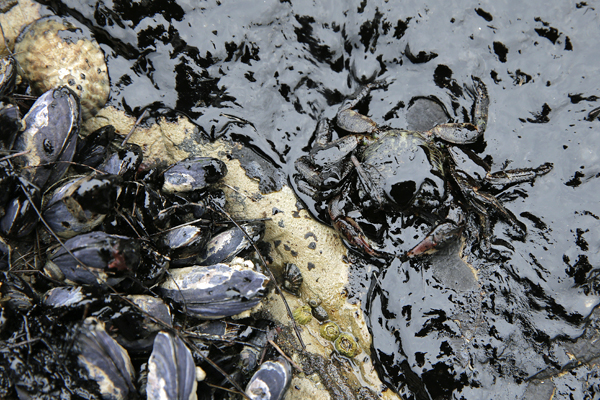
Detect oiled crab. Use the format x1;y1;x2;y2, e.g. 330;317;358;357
294;78;552;258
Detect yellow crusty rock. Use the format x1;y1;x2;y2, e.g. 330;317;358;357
14;16;109;120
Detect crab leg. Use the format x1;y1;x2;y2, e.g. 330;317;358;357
328;192;383;258
485;162;553;186
406;221;463;258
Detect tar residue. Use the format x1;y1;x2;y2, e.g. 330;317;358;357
36;0;600;398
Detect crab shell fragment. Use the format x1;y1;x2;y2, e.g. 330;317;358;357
14;16;110;120
158;263;269;319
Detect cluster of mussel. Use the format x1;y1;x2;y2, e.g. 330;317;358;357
0;56;292;400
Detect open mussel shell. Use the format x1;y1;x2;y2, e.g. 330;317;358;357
147;331;198;400
158;263;269;319
75;317;135;400
162;156;227;194
43;174;122;238
13;86;80;188
245;357;292;400
196;221;265;266
44;231;140;286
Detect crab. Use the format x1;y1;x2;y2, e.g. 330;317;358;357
294;78;553;258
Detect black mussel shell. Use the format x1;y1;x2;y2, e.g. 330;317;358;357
43;174;122;238
98;143;143;179
146;331;197;400
133;240;170;288
0;181;41;238
158;263;269;319
111;295;173;354
162;156;227;194
0;102;20;149
75;317;136;400
74;125;116;170
196;221;265;266
44;231;140;286
159;224;209;264
245;357;292;400
13;86;80;188
0;57;17;97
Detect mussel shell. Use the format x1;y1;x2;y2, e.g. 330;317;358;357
159;224;208;262
196;221;265;266
75;317;135;400
43;286;88;308
0;102;20;148
0;56;16;97
0;181;41;238
74;125;116;170
162;156;227;194
43;174;122;238
158;263;269;319
245;357;292;400
44;231;140;286
98;144;143;179
147;331;198;400
13;86;80;188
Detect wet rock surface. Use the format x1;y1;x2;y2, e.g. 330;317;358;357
1;0;600;399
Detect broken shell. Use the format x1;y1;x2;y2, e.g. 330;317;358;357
292;305;312;325
75;317;135;400
147;331;198;400
14;16;110;120
158;263;269;319
245;357;292;400
334;333;361;358
319;321;340;341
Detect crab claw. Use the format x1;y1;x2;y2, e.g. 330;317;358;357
332;217;383;258
406;221;462;258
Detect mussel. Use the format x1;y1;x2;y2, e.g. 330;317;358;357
75;317;136;400
42;174;122;238
13;86;80;188
197;221;265;266
147;331;198;400
44;231;140;286
162;156;227;194
158;262;269;319
245;357;292;400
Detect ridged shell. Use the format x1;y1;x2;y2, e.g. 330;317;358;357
334;333;361;358
292;305;312;325
282;263;302;296
14;16;109;119
319;321;340;341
